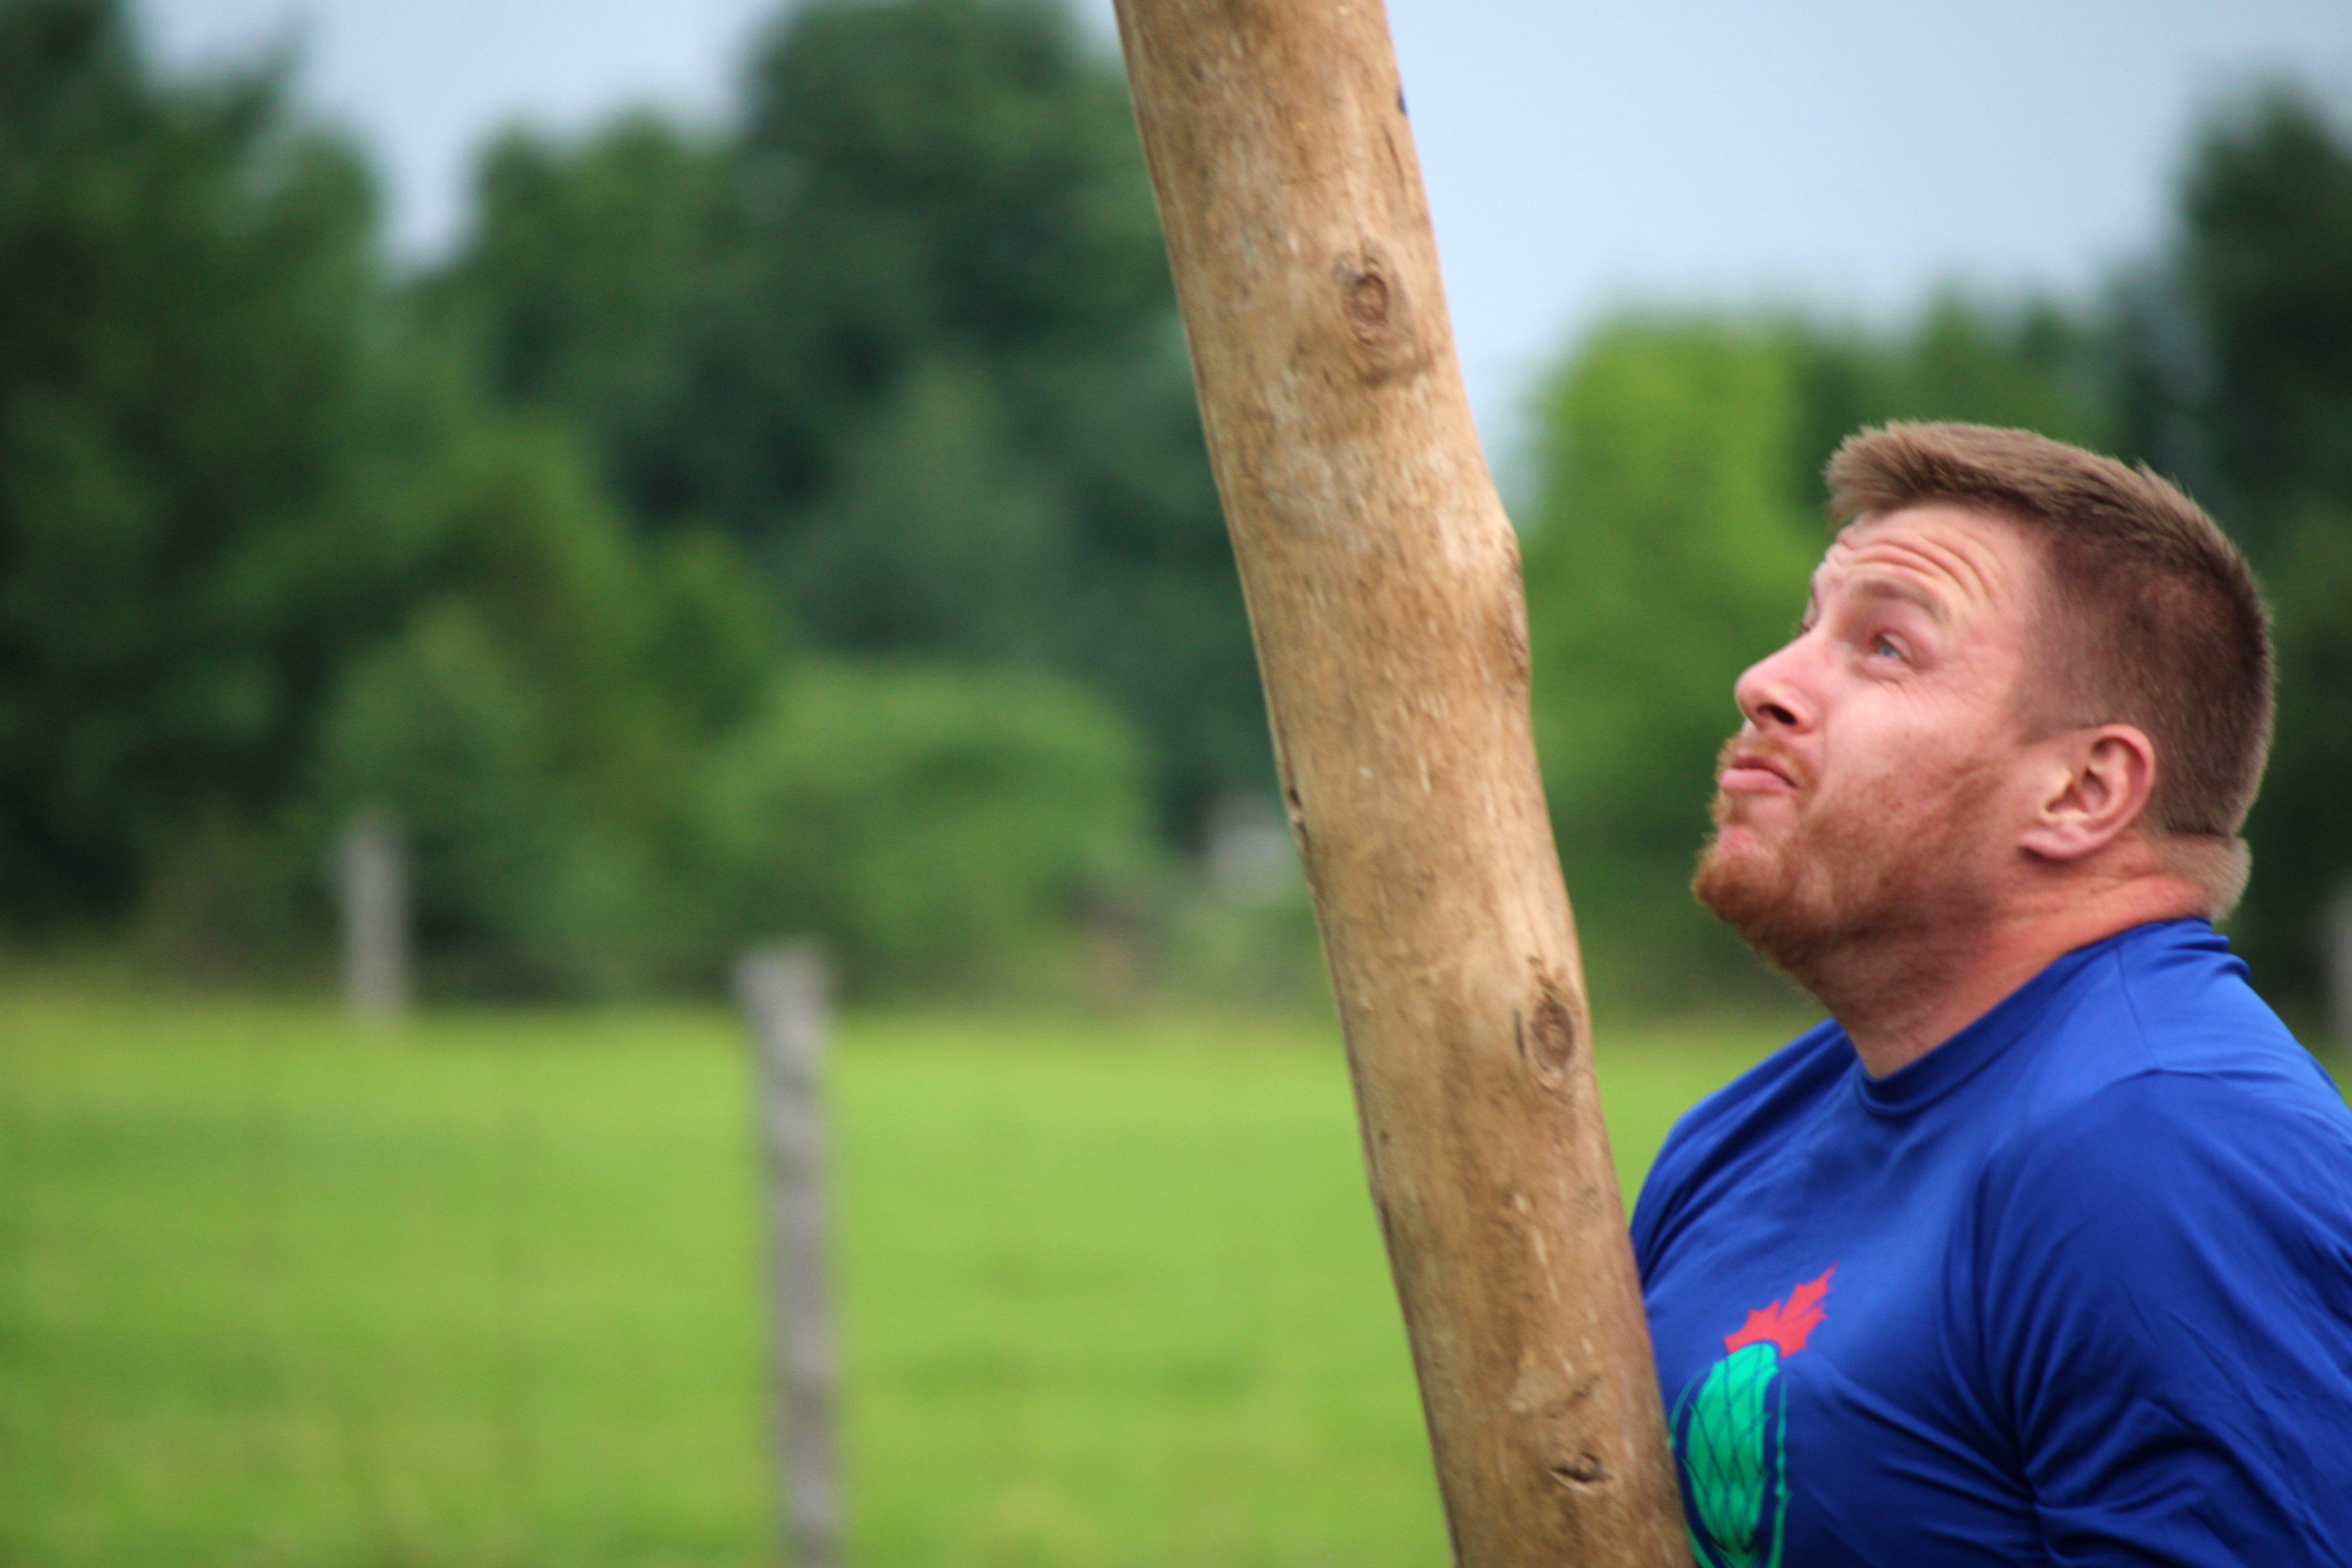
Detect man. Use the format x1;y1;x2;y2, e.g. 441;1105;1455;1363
1631;422;2352;1566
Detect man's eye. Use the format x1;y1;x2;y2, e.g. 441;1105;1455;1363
1870;634;1903;660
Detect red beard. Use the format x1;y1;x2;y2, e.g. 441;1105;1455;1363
1692;734;2005;989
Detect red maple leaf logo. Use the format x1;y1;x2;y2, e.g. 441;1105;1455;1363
1722;1265;1837;1358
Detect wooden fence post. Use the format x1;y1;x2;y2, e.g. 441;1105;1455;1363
1109;2;1688;1562
736;944;839;1568
336;805;408;1026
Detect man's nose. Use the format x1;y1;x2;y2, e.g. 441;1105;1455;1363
1733;641;1812;733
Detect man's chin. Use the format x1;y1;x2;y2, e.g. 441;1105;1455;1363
1691;835;1830;979
1694;813;1780;886
1702;816;1770;858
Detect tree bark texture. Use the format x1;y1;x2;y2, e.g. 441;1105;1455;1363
1110;3;1689;1562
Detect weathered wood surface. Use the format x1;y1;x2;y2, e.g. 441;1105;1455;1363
337;805;409;1027
1109;2;1688;1562
736;945;838;1568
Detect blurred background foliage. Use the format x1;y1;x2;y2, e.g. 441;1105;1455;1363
2;0;2348;1016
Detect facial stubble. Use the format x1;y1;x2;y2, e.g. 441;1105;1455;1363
1692;738;2009;998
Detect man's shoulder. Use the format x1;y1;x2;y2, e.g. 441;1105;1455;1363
1972;920;2352;1265
1964;1027;2352;1483
1672;1016;1849;1136
1629;1019;1850;1264
2003;918;2343;1131
1983;1049;2352;1251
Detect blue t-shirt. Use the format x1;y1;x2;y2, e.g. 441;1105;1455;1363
1632;919;2352;1566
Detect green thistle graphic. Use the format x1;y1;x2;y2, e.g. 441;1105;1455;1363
1672;1267;1835;1568
1676;1340;1789;1568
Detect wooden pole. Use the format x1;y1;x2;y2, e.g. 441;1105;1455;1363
337;805;409;1026
1109;4;1687;1562
736;944;839;1568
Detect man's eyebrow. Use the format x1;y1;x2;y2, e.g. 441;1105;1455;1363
1847;576;1947;623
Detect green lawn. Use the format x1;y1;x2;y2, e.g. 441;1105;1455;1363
0;987;1786;1567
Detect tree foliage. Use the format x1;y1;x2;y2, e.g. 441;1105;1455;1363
6;0;2346;1011
312;426;777;992
701;660;1150;989
428;0;1264;837
1523;320;1820;1000
2166;90;2352;1005
0;0;458;930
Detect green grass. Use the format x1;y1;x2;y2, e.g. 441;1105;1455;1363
0;988;1785;1567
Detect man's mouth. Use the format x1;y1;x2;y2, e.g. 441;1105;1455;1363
1717;744;1802;795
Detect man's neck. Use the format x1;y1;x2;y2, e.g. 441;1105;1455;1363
1811;873;2210;1079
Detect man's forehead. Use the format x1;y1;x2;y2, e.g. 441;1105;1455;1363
1812;503;2038;610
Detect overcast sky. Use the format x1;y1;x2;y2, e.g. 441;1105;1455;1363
135;0;2352;471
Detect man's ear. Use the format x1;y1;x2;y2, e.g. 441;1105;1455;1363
2018;724;2158;864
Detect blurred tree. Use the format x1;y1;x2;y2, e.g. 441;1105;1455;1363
429;0;1266;840
783;353;1076;660
641;524;786;745
737;0;1264;835
0;0;444;931
1521;318;1823;1005
2179;90;2352;552
425;115;753;526
699;658;1151;993
2155;88;2352;1008
315;423;783;994
1787;295;2111;507
0;0;1208;995
320;598;580;989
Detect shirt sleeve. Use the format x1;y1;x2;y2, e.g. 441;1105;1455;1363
1968;1071;2352;1567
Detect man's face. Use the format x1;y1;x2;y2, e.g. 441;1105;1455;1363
1692;503;2049;976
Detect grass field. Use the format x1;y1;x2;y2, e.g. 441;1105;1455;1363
0;986;1793;1567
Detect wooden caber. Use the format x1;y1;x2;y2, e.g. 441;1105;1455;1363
1109;1;1689;1562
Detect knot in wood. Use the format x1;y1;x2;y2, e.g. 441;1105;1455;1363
1327;248;1428;385
1519;969;1582;1091
1344;262;1393;339
1547;1452;1610;1488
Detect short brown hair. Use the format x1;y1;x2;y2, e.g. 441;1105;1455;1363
1825;423;2272;890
